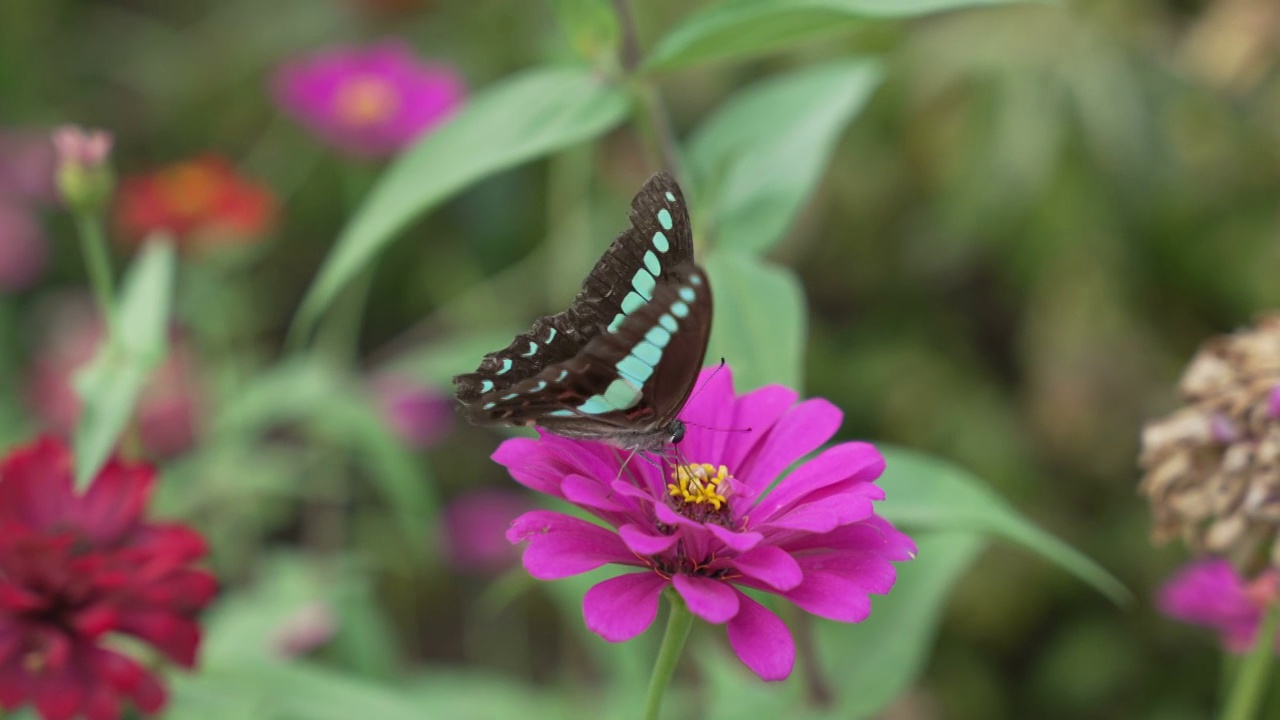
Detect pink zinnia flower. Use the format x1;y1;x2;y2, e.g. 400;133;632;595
1158;558;1280;653
502;368;916;680
441;489;529;574
272;41;465;158
0;436;217;720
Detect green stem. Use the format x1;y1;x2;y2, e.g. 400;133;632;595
643;590;694;720
610;0;686;183
73;211;116;328
1222;600;1280;720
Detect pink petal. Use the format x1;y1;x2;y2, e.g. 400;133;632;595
492;439;562;497
583;572;668;642
562;473;625;512
731;546;803;591
507;511;635;579
783;553;899;622
753;442;883;522
722;385;800;470
705;523;763;552
618;524;678;555
673;574;740;624
1157;559;1259;642
739;399;843;493
677;366;737;461
726;592;794;681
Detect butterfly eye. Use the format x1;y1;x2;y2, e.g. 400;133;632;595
670;421;686;445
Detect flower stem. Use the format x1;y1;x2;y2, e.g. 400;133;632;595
1222;599;1280;720
643;590;694;720
73;211;117;329
610;0;685;183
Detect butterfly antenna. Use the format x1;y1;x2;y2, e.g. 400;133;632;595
683;357;727;408
680;358;754;435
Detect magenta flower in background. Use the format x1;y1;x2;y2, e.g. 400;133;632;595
1158;558;1280;653
441;489;529;574
502;367;916;681
371;374;454;449
272;41;465;158
0;129;56;293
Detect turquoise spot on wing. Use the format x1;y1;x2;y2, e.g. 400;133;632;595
643;251;660;276
531;380;546;391
548;409;575;417
657;208;673;230
608;313;626;333
601;379;641;410
621;292;645;314
556;370;568;382
502;393;519;400
634;340;662;365
646;325;672;349
672;301;689;318
679;287;695;302
617;354;654;386
632;268;656;301
659;314;678;332
653;232;669;253
665;191;675;202
480;380;494;393
545;327;557;342
497;358;513;374
577;396;613;414
690;274;702;286
483;402;496;410
523;341;538;357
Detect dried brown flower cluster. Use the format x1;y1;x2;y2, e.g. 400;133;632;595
1140;315;1280;573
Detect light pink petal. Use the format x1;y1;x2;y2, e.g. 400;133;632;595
731;546;802;591
673;574;740;624
726;592;794;681
507;511;635;579
583;572;668;642
740;399;843;493
753;442;883;521
705;523;763;552
618;524;678;555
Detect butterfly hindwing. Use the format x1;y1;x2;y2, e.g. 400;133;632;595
454;173;709;451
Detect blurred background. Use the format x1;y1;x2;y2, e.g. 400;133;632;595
3;0;1279;717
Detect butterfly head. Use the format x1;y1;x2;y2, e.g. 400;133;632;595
668;419;686;445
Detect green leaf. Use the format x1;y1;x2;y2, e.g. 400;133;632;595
292;66;630;342
73;238;176;488
877;445;1132;605
703;251;806;391
645;0;1050;71
689;60;883;254
824;531;987;717
214;359;436;546
550;0;620;63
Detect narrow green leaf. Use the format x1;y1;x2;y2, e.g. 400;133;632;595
73;238;176;488
825;531;987;717
703;251;806;391
877;445;1132;605
689;60;884;254
645;0;1051;71
292;66;630;341
549;0;620;63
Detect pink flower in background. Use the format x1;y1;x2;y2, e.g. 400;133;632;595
441;489;529;573
1158;558;1280;653
372;374;454;449
502;367;916;681
27;296;202;459
272;41;465;158
0;129;57;293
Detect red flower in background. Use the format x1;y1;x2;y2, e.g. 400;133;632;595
114;155;275;252
0;437;216;720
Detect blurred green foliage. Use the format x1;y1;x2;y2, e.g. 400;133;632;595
3;0;1279;718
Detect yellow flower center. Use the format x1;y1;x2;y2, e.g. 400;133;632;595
668;463;732;511
334;74;401;127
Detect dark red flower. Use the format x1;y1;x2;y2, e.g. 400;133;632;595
114;155;275;253
0;437;217;720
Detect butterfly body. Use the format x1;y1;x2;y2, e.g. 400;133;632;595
454;172;711;451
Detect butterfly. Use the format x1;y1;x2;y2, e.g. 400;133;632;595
453;171;712;452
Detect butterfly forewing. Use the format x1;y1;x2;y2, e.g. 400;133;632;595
454;172;709;451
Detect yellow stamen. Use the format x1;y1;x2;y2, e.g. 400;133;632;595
667;463;731;511
333;74;401;127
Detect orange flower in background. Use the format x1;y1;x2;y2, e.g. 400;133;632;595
114;155;275;252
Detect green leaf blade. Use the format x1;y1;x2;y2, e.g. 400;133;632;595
703;251;806;392
690;60;884;254
292;66;630;341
